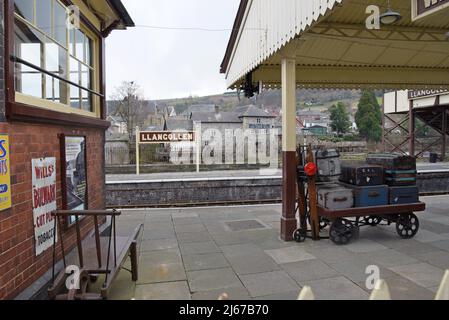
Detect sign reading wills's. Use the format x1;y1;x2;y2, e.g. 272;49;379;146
0;135;11;211
139;131;195;144
32;158;57;256
413;0;449;20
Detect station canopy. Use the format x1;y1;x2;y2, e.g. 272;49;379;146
221;0;449;90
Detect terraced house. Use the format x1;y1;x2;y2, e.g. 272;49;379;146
0;0;134;299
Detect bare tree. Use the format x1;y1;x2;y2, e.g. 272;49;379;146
110;81;146;142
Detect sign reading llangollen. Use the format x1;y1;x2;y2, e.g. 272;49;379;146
32;158;57;256
412;0;449;20
139;131;195;144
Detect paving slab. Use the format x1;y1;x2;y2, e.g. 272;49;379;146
221;243;280;275
344;239;389;253
103;270;136;300
383;276;435;300
135;281;191;300
191;287;251;300
239;271;299;298
357;249;419;268
141;238;179;252
137;263;187;285
173;217;202;226
413;229;448;243
142;229;176;240
389;262;445;288
414;251;449;269
254;291;300;300
429;240;449;252
140;249;182;266
264;246;316;264
176;231;213;244
180;241;221;255
301;276;369;300
175;223;207;234
281;260;339;283
187;268;242;293
183;253;230;271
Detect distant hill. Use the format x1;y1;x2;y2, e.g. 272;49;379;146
107;89;382;118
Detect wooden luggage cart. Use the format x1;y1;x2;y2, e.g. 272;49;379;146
48;210;143;300
294;144;426;245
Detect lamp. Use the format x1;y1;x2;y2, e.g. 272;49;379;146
379;0;402;25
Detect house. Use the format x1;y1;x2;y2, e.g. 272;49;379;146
107;115;128;136
0;0;134;299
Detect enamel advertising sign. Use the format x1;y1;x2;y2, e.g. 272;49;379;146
412;0;449;20
32;157;58;256
0;135;11;212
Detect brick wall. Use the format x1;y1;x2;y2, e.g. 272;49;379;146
1;0;5;121
0;122;106;299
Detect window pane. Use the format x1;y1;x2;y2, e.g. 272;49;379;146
54;2;67;46
81;90;92;112
15;0;34;22
81;65;92;111
86;37;93;66
45;40;68;104
14;18;45;98
36;0;52;34
70;57;80;109
75;29;85;61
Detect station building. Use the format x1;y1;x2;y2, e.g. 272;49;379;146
0;0;134;299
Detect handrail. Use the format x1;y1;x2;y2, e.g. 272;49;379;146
11;55;104;98
51;210;122;217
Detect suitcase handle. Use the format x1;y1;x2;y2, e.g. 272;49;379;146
368;192;380;198
333;197;348;202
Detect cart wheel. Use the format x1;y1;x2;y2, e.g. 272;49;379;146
396;213;419;239
329;219;354;245
364;216;382;227
307;216;330;230
293;229;307;243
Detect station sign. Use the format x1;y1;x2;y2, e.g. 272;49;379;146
412;0;449;20
139;131;195;144
408;89;449;99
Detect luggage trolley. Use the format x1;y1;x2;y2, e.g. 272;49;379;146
293;145;426;245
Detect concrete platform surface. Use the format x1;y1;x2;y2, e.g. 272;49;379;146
106;195;449;300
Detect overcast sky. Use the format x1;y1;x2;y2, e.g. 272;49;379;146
105;0;240;100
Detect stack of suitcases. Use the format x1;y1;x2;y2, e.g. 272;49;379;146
366;154;419;205
314;150;420;210
339;162;389;207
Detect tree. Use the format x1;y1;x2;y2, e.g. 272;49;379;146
329;102;351;135
110;81;146;142
355;90;382;142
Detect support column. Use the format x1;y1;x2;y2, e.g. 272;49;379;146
442;109;447;161
281;58;297;241
409;100;415;157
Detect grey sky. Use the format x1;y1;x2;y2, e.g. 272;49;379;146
106;0;240;100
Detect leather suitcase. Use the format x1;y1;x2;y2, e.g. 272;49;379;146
366;153;416;171
340;162;384;186
389;186;419;205
314;149;341;182
317;184;354;210
340;183;389;208
385;170;417;186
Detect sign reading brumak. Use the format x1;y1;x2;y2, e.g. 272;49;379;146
413;0;449;20
140;131;195;144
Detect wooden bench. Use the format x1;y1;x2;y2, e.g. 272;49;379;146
47;210;143;300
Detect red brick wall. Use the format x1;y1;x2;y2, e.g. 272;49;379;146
0;121;106;299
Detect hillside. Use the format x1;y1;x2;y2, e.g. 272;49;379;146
107;89;383;117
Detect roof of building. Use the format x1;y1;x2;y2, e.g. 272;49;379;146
236;105;276;118
109;0;135;27
191;112;242;123
165;119;194;131
182;105;217;116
